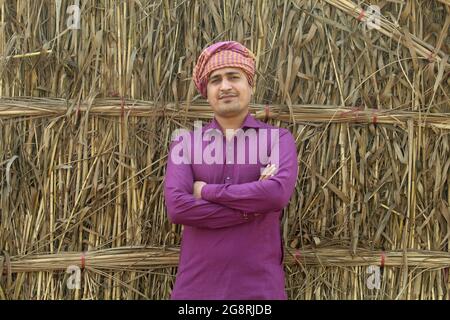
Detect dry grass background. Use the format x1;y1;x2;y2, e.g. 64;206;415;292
0;0;449;299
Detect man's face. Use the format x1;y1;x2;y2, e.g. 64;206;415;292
206;67;253;118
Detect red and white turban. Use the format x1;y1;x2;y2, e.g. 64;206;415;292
193;41;256;98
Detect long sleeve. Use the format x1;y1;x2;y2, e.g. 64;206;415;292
164;139;255;229
201;128;298;213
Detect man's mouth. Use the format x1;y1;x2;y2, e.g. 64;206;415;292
219;95;237;100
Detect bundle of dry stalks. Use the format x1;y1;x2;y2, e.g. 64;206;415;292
0;0;449;299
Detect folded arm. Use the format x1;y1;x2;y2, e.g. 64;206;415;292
164;139;256;229
201;129;298;213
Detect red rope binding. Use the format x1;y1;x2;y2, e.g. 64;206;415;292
356;9;365;21
294;249;301;263
371;109;378;124
80;252;86;270
264;105;270;122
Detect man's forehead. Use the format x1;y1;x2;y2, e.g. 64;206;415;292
209;68;244;78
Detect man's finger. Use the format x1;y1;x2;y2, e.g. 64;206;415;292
259;165;277;180
261;164;274;175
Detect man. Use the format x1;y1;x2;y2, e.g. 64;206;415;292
164;41;298;300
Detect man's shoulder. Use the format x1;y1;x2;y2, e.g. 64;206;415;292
256;121;292;135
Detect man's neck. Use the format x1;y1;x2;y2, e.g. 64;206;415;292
215;111;248;131
215;111;248;140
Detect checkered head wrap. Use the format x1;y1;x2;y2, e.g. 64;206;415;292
193;41;256;98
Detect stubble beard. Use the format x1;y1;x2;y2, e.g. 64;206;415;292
215;101;245;118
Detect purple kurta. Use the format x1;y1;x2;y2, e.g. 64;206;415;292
164;112;298;300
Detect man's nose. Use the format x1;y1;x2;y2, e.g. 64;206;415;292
219;79;232;91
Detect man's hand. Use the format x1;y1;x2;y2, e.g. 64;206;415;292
254;164;277;217
259;164;277;181
193;181;207;199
